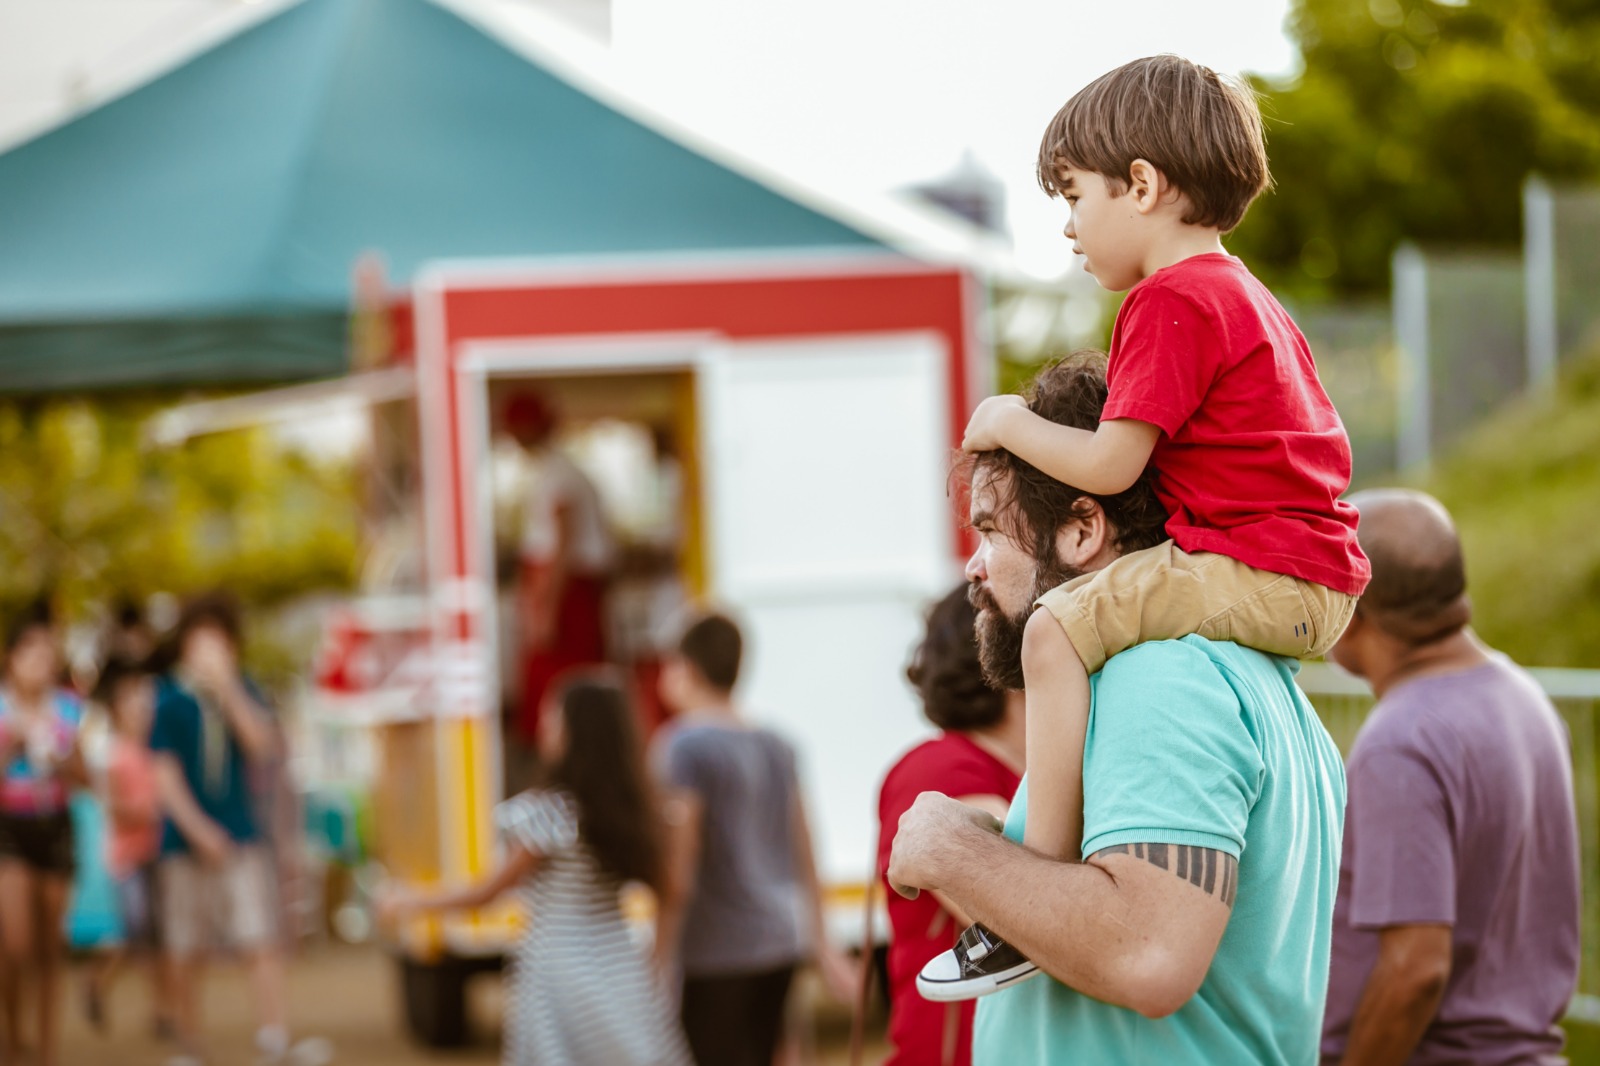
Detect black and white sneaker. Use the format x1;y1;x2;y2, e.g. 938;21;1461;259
916;923;1041;1001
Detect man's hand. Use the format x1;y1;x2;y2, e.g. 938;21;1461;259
189;820;234;869
185;628;240;694
888;791;1004;899
962;394;1029;453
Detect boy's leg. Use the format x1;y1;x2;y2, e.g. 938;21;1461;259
159;856;208;1062
1019;609;1090;863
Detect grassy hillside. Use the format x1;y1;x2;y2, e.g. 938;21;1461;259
1418;347;1600;668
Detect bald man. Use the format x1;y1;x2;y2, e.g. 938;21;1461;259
1320;490;1580;1066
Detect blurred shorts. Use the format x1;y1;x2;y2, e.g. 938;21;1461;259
115;864;162;952
160;844;277;957
0;809;75;876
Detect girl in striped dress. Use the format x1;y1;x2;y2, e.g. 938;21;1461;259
385;672;691;1066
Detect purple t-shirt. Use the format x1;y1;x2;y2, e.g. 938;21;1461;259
1322;657;1580;1065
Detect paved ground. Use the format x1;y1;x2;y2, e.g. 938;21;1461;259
54;945;886;1066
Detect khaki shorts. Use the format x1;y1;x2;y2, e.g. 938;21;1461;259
160;844;277;957
1035;540;1358;675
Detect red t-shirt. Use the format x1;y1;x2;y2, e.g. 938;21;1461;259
877;734;1021;1066
1104;253;1369;595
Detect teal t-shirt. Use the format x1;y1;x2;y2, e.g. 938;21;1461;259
974;637;1346;1066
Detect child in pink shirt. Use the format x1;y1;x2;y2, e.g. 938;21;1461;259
84;657;165;1034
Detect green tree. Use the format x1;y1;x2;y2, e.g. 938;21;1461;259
1420;343;1600;667
1231;0;1600;298
0;399;359;630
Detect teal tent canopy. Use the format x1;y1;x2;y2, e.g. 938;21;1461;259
0;0;889;394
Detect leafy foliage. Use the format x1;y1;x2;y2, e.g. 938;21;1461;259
1230;0;1600;298
1419;344;1600;666
0;399;359;629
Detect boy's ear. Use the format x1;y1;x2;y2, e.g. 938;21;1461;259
1126;159;1170;216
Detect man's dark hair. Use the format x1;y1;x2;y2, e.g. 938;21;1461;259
114;600;144;630
1036;54;1272;233
964;354;1169;564
174;591;243;650
907;585;1005;732
147;590;244;674
676;611;743;692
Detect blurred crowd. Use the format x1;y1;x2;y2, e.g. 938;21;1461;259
0;592;328;1066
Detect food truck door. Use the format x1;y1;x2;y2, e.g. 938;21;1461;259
699;332;957;896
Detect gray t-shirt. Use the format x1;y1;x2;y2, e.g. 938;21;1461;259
1322;657;1581;1065
658;720;807;977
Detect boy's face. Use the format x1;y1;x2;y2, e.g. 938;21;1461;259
1056;163;1150;292
116;677;156;738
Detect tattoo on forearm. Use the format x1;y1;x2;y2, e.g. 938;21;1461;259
1093;843;1238;907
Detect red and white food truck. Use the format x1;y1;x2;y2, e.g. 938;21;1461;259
282;251;994;1043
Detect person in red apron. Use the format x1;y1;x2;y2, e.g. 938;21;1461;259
506;393;617;748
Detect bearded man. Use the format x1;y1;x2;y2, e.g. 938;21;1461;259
889;355;1348;1066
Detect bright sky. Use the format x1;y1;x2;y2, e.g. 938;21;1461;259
612;0;1299;276
0;0;1300;279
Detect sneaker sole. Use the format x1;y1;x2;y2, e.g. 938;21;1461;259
916;960;1041;1002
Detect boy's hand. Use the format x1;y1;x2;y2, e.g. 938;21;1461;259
962;394;1028;453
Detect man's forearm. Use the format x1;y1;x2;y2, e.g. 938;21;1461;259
155;757;221;847
933;823;1151;1010
1338;953;1448;1065
890;792;1234;1017
216;679;276;761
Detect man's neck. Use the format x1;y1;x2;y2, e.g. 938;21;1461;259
1369;630;1493;698
1140;227;1227;280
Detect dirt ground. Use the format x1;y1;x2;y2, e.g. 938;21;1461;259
53;944;887;1066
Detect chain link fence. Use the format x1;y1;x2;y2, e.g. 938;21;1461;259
1526;178;1600;395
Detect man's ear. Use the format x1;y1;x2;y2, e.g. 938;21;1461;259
1126;159;1174;216
1053;499;1109;569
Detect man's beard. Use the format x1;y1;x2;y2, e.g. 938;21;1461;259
969;559;1084;691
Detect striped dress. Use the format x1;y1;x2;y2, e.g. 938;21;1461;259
494;790;691;1066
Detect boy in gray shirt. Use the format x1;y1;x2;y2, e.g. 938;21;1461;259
654;611;851;1066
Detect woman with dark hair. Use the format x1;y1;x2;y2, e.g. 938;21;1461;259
0;602;87;1066
875;587;1023;1066
384;671;691;1066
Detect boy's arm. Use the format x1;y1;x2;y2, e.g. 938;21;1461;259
654;787;702;970
963;395;1160;496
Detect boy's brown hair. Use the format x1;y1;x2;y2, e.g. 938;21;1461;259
675;611;743;692
1036;54;1271;233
